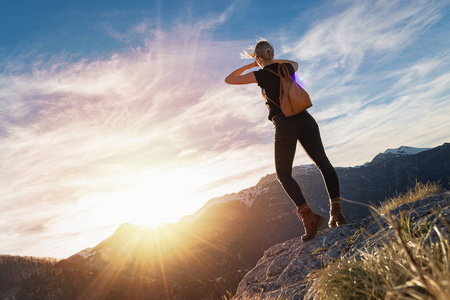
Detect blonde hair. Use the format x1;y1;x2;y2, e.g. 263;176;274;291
242;40;274;61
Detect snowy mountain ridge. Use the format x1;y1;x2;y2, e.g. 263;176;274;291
382;145;430;156
355;146;431;168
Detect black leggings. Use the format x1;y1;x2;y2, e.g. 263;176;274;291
273;111;340;207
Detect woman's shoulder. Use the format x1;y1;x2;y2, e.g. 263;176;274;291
265;62;293;69
263;62;294;76
264;62;281;69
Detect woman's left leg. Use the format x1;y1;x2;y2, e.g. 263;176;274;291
296;113;339;199
296;112;347;227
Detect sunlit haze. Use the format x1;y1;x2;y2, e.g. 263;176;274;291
0;0;449;258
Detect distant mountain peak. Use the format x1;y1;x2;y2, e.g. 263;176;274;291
367;145;432;165
382;145;430;156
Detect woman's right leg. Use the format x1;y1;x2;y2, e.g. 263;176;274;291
274;115;326;241
296;112;347;227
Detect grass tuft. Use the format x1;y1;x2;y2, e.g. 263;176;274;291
378;181;443;215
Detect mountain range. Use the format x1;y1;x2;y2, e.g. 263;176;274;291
0;143;449;299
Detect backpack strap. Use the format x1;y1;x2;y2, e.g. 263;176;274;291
263;64;292;109
265;68;279;77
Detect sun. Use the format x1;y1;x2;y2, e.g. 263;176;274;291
106;188;184;228
84;171;197;228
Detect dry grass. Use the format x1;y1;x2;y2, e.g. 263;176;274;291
304;223;450;299
378;181;443;215
304;182;449;300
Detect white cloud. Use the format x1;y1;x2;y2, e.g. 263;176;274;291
389;53;450;89
0;19;274;257
279;0;449;165
0;0;448;258
282;0;444;91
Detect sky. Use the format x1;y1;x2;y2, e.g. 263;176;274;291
0;0;449;258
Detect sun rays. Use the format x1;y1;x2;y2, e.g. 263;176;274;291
74;221;239;299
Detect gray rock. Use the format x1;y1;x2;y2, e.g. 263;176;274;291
232;191;450;300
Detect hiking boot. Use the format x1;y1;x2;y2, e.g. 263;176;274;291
328;197;347;228
295;203;325;242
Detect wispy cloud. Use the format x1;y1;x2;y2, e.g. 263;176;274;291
0;0;448;258
0;18;273;257
283;0;443;82
280;0;449;165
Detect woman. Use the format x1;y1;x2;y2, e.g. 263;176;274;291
225;40;346;241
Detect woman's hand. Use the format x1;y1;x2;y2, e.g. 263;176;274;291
224;62;258;85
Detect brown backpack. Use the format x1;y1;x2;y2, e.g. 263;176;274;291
265;64;312;117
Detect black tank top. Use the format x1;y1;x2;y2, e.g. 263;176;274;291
253;63;295;120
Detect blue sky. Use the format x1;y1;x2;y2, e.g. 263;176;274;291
0;0;449;258
0;0;311;61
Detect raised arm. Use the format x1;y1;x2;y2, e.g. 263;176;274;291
225;62;259;85
274;59;298;72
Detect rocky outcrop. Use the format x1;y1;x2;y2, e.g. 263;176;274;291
232;191;450;299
